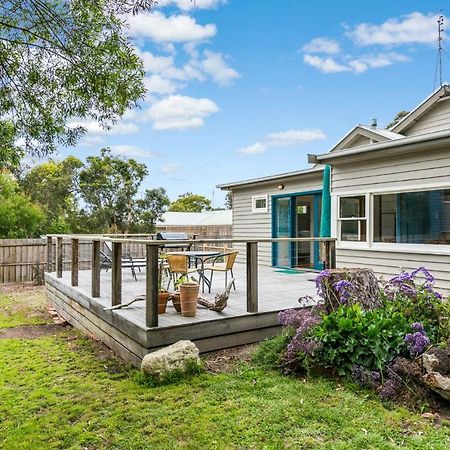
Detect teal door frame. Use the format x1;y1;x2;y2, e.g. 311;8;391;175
271;190;322;269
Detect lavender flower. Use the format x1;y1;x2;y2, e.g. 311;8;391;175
404;331;430;356
410;322;425;334
333;280;355;304
378;377;402;401
314;270;331;300
351;365;381;389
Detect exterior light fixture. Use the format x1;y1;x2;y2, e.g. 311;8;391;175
278;184;285;190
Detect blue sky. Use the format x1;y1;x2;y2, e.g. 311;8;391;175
63;0;448;207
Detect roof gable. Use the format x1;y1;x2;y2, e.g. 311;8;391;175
391;84;450;134
330;125;402;152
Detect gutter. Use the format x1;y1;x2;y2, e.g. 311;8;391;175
310;129;450;164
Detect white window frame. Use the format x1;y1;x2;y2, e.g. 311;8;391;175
335;183;450;255
337;194;369;248
252;194;268;213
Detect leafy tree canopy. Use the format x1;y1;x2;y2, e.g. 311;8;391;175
0;0;155;156
20;156;83;232
78;148;148;232
386;111;409;129
0;121;23;171
169;192;213;213
134;187;170;233
0;171;44;238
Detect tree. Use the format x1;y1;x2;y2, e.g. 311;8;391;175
386;111;409;129
0;121;23;171
169;192;213;213
20;156;83;233
78;148;148;232
0;1;153;156
0;172;44;238
225;191;233;209
133;188;170;232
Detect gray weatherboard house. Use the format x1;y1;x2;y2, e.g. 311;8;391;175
218;85;450;292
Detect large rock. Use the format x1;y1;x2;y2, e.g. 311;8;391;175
141;340;200;379
422;372;450;402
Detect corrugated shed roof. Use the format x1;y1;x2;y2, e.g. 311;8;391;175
157;210;232;226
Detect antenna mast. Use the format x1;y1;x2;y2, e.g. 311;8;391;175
437;15;444;88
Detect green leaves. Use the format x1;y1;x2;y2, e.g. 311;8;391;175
0;1;147;155
313;305;410;376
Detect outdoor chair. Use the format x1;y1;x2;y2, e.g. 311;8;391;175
100;241;146;281
203;251;238;293
166;254;199;290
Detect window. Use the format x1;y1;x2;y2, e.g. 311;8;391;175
374;189;450;245
339;196;366;241
252;195;268;213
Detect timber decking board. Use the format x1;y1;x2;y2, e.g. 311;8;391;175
45;263;318;361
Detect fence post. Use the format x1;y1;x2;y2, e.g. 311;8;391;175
146;244;159;328
91;240;101;298
111;242;122;307
46;236;53;272
56;237;63;278
71;238;79;286
323;241;330;269
246;241;258;313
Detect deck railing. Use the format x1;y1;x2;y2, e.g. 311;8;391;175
45;235;336;328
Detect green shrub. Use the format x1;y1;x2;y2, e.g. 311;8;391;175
252;327;295;369
312;304;410;376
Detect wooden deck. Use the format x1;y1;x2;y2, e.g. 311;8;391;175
45;263;319;367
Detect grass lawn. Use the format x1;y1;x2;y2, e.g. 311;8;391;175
0;287;449;449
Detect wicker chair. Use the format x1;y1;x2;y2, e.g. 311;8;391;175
166;254;199;290
203;251;238;293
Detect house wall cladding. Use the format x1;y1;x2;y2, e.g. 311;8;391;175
331;146;450;292
232;172;323;266
403;99;450;136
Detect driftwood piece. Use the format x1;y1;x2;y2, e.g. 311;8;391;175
317;268;380;312
104;295;145;311
197;279;235;312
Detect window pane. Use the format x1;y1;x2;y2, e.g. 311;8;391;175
374;190;450;245
340;196;365;218
341;220;366;241
255;198;266;209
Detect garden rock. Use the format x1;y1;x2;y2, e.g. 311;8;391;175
141;340;200;379
421;349;450;402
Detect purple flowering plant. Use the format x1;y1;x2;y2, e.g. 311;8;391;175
404;323;430;356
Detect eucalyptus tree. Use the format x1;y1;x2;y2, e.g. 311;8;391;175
0;1;155;156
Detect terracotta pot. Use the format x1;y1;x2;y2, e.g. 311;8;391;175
158;291;170;314
172;292;182;313
179;283;199;317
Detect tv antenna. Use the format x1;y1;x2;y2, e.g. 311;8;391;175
434;14;445;89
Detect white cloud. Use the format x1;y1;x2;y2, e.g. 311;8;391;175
161;163;182;173
68;120;139;135
109;145;159;158
157;0;227;10
128;11;217;43
137;50;175;73
303;54;349;73
266;129;327;146
347;12;445;46
238;129;326;155
147;95;219;130
238;142;267;154
302;37;341;54
195;50;240;86
304;52;410;74
144;75;177;95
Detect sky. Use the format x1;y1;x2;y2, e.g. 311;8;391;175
61;0;449;208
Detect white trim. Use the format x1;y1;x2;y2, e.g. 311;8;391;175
337;194;369;244
339;242;450;256
251;194;268;213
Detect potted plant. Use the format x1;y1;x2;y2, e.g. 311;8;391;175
179;276;200;317
171;275;187;313
158;259;170;314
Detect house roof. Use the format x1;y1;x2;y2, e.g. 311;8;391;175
217;165;323;190
157;210;232;226
313;128;450;164
390;84;450;133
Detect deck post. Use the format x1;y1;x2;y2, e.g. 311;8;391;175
146;244;159;328
329;240;336;269
111;242;122;307
71;238;79;286
56;237;63;278
323;241;330;269
91;240;101;298
246;241;258;313
46;236;53;272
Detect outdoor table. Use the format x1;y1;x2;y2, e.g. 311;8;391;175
166;250;221;293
